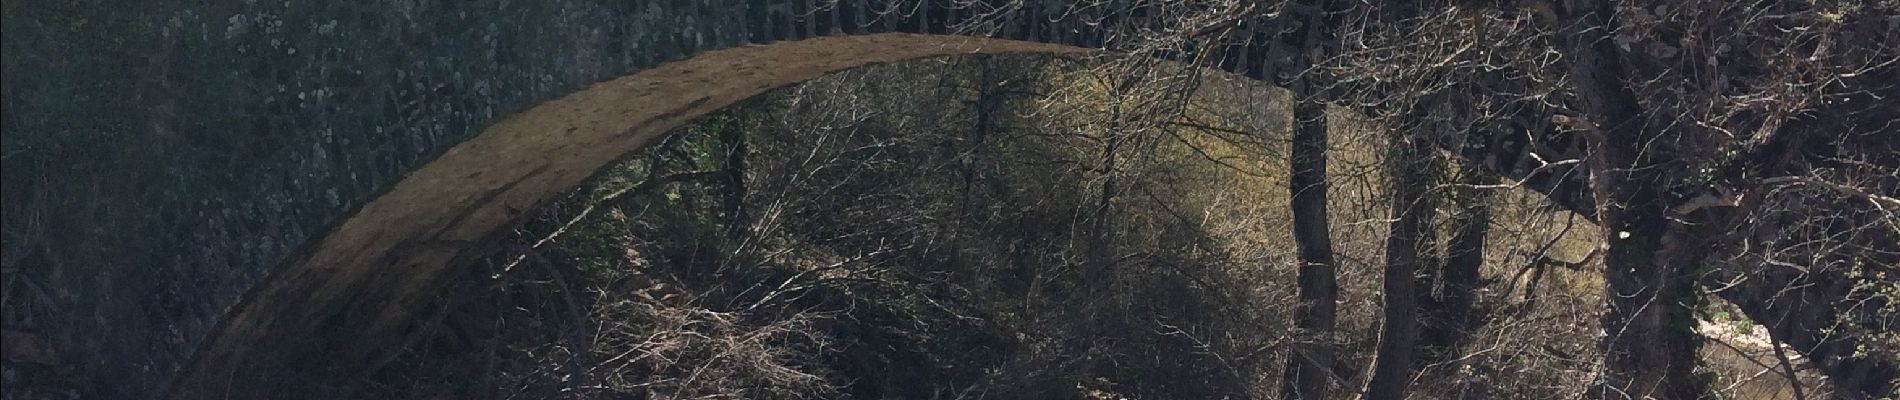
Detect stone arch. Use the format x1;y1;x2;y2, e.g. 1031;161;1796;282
2;2;1596;398
169;34;1089;399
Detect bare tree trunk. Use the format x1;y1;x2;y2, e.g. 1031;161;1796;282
950;56;999;266
1420;161;1491;362
719;117;750;240
1084;76;1133;290
1279;86;1340;400
1276;1;1351;396
1360;123;1437;400
1549;1;1707;397
1440;161;1493;399
1590;167;1705;400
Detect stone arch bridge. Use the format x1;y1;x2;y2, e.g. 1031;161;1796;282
0;1;1873;399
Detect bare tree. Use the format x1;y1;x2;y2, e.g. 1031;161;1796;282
1276;1;1349;398
1359;101;1446;400
1280;88;1342;400
1419;158;1492;364
720;114;751;240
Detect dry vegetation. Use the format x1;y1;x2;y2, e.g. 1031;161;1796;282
339;53;1764;399
1;1;1892;400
